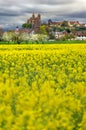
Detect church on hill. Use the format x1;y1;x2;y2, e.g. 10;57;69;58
27;13;41;33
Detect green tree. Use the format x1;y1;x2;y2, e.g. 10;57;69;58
65;28;71;33
39;25;47;35
61;21;69;27
22;23;32;29
61;33;75;41
52;26;57;32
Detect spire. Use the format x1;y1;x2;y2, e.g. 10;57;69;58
38;14;41;19
15;26;19;34
15;26;19;31
32;13;35;19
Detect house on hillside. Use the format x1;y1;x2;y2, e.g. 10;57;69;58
54;31;67;40
14;26;34;36
81;23;86;27
48;20;62;27
68;21;81;27
75;31;86;40
47;20;82;28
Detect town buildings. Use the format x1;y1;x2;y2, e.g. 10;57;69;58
14;13;86;40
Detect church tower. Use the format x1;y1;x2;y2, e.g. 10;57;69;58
32;13;35;19
27;13;41;33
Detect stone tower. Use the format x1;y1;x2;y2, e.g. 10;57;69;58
27;13;41;32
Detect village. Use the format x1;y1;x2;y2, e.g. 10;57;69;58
0;13;86;43
22;13;86;40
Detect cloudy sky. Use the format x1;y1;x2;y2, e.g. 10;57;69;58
0;0;86;29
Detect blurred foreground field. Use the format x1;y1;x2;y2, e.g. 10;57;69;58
0;44;86;130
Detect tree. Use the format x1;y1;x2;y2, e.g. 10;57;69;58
61;33;75;41
12;32;23;44
65;28;71;33
61;21;69;27
37;34;48;43
29;34;48;43
52;26;57;32
21;33;30;43
2;32;13;42
39;25;47;35
22;23;32;29
2;30;31;44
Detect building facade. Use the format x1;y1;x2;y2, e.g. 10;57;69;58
27;13;41;33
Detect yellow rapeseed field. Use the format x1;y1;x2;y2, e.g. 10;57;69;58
0;44;86;130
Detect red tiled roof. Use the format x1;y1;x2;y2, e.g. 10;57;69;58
49;21;62;25
69;21;80;25
57;22;62;25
